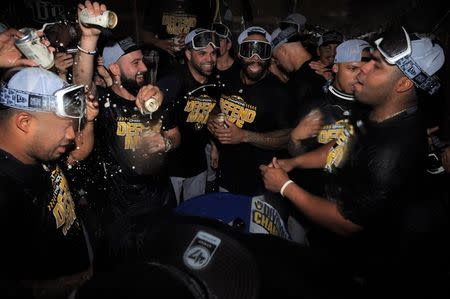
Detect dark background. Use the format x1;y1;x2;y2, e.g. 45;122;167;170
1;0;449;134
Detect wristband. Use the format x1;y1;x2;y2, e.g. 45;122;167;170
77;45;97;55
280;180;294;197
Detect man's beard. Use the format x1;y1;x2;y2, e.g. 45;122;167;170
241;60;270;82
120;73;146;95
191;60;214;77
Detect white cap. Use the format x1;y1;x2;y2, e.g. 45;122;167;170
8;67;65;95
237;26;271;44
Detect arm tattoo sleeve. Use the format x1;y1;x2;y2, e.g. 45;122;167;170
243;129;291;150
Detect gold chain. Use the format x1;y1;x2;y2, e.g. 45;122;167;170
378;106;415;123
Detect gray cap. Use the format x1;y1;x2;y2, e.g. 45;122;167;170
334;39;372;63
102;37;140;68
237;26;271;44
271;26;299;50
280;13;307;30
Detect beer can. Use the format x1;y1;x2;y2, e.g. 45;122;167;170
15;28;54;69
79;9;118;29
215;112;228;128
141;97;160;115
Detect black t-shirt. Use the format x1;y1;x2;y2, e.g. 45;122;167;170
288;59;327;123
335;106;426;226
290;85;369;196
0;149;90;285
143;1;214;79
322;106;427;264
143;1;213;39
217;73;291;195
213;60;241;87
157;66;221;178
85;87;176;215
297;85;364;154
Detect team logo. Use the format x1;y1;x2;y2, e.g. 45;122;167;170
183;231;221;270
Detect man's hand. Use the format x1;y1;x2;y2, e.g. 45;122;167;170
154;38;177;56
54;52;74;76
85;92;99;122
309;60;333;81
135;84;164;111
276;158;296;173
291;109;323;142
259;157;290;193
0;28;40;68
77;1;107;38
138;130;165;155
209;118;246;144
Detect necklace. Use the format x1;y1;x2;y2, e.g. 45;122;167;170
376;105;417;123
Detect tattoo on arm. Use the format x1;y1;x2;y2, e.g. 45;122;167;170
243;129;290;150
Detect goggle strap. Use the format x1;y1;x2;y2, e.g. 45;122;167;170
396;55;441;95
0;87;57;112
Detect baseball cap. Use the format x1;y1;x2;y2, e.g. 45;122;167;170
238;26;271;44
102;36;141;68
271;26;303;49
6;67;65;95
144;214;261;299
76;261;205;298
279;13;307;32
376;26;445;94
318;30;344;47
0;67;86;121
334;39;373;63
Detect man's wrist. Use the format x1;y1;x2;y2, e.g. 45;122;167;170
280;180;294;197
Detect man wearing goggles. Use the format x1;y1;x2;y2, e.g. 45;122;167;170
211;22;231;41
374;26;443;95
0;67;97;162
184;29;219;78
0;67;97;297
211;22;239;84
151;28;220;204
260;26;446;294
208;26;291;195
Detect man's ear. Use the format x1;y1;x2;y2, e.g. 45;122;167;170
15;112;33;133
109;63;120;77
185;49;192;61
396;76;415;93
332;64;339;74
